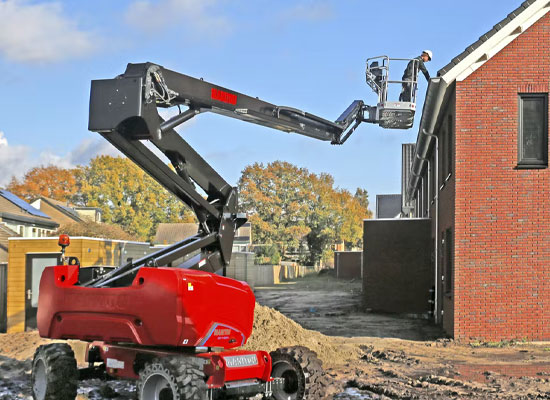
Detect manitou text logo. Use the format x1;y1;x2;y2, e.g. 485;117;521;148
224;354;259;368
214;328;231;336
211;88;237;105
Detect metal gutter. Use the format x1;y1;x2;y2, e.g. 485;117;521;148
408;0;549;201
405;77;448;325
406;78;449;202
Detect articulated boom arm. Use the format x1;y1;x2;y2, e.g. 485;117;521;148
86;63;370;287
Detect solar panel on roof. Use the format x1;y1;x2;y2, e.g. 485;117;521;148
0;190;51;219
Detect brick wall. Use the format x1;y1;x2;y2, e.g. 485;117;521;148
454;12;550;340
431;94;456;335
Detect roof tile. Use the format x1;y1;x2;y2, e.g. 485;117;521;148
437;2;535;76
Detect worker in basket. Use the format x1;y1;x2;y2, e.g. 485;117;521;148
399;50;432;102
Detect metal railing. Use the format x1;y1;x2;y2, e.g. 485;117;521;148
366;56;420;105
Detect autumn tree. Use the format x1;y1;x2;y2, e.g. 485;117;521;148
75;155;195;241
239;161;313;259
303;173;337;264
305;175;369;264
238;161;372;265
354;188;373;217
6;165;79;202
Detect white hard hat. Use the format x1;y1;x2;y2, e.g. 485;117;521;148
422;50;433;61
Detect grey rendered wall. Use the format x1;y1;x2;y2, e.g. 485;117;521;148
363;219;431;314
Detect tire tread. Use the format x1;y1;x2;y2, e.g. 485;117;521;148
32;343;78;400
270;346;328;400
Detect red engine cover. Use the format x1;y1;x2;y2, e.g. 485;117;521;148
37;265;255;349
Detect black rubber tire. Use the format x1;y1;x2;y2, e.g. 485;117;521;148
31;343;78;400
269;346;327;400
137;356;207;400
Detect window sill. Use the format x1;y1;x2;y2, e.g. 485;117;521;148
515;164;548;170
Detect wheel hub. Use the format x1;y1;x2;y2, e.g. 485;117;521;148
271;359;301;400
32;359;47;400
141;372;176;400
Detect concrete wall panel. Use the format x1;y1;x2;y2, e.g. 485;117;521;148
363;219;432;314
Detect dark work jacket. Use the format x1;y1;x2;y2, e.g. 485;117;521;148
402;56;430;82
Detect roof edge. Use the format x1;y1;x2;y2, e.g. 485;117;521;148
406;0;550;202
0;212;59;229
439;0;550;83
41;197;84;223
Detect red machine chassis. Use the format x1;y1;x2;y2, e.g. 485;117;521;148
36;264;283;395
38;265;256;350
86;342;274;389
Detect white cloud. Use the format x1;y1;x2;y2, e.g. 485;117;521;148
67;138;121;166
0;132;123;187
124;0;231;37
278;1;334;23
0;123;211;188
0;131;31;186
0;0;98;63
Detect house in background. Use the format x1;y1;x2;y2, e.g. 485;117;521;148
31;197;102;224
233;222;252;252
153;222;253;253
31;197;83;225
0;190;59;334
404;0;550;340
0;190;58;238
7;236;156;333
73;206;102;223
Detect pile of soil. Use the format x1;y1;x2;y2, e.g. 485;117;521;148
242;303;360;366
0;332;88;365
0;304;360;369
0;304;354;399
0;332;55;360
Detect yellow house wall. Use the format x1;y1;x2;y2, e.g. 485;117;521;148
7;237;154;333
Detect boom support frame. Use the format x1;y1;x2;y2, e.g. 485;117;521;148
85;62;376;287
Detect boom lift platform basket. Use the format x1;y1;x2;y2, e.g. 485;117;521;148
366;55;420;129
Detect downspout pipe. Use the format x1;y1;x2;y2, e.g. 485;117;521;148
406;78;449;202
420;130;439;324
406;77;448;325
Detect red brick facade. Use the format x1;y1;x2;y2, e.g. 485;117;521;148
453;12;550;340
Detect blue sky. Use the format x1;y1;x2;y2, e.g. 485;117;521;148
0;0;523;209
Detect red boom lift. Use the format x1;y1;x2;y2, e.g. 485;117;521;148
30;61;418;400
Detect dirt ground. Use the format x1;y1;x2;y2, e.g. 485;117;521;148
1;274;550;399
253;275;550;399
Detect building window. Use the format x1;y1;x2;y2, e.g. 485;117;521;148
518;93;548;168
